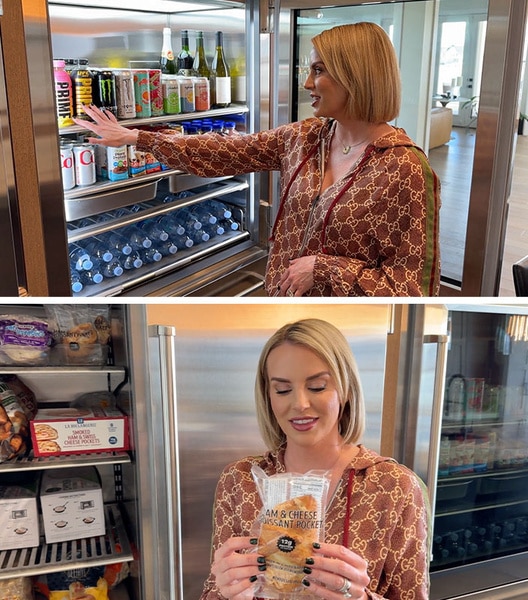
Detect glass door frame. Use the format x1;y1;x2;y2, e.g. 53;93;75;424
273;0;527;296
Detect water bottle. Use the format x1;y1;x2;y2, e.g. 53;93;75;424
123;225;153;249
206;199;232;219
139;247;162;263
171;233;194;250
122;252;143;270
220;218;240;231
138;218;169;242
190;204;217;225
80;265;104;285
203;222;225;237
69;244;93;271
98;259;124;278
70;271;84;293
158;240;178;256
176;208;202;231
83;238;114;263
189;228;210;244
103;231;133;256
158;215;186;238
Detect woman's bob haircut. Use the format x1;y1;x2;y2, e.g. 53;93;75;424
255;318;365;451
312;22;401;123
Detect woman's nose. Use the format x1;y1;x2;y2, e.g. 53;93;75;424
292;389;310;410
304;72;314;90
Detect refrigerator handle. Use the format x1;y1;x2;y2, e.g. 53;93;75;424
148;324;184;600
423;334;449;515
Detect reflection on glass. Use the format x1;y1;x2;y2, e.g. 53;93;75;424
293;0;489;287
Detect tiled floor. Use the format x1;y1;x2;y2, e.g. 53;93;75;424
499;134;528;297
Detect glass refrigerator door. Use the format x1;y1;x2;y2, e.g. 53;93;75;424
432;308;528;574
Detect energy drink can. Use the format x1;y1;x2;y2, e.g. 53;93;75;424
93;70;117;116
114;69;136;119
133;69;151;118
148;69;163;116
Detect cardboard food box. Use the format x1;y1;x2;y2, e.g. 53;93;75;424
30;406;129;457
40;467;105;543
0;482;40;550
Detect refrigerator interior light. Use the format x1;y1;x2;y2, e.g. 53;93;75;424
48;0;241;12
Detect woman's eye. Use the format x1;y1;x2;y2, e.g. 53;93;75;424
309;385;326;393
274;388;291;395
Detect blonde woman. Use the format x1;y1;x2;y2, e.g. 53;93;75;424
77;23;440;297
201;319;429;600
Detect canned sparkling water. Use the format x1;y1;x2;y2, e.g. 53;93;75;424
177;76;195;113
114;69;136;119
148;69;163;116
193;77;210;111
162;75;180;114
60;143;76;190
133;69;151;118
73;143;96;186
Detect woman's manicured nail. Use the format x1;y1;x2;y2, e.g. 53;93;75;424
249;575;258;583
312;542;321;549
305;557;315;565
258;565;267;572
257;556;266;564
303;566;312;574
302;579;311;587
250;538;258;545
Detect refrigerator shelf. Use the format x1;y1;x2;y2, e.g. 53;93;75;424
67;179;248;242
74;229;251;297
436;497;528;518
0;365;124;375
438;465;528;483
0;503;133;580
58;104;249;137
0;451;131;473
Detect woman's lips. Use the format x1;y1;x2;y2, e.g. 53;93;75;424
290;417;318;431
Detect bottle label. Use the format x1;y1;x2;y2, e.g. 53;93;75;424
215;77;231;105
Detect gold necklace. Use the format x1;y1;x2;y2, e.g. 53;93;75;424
342;137;370;155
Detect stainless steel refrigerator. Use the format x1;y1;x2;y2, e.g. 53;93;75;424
0;1;267;297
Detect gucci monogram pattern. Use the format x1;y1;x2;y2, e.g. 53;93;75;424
137;118;440;296
199;445;430;600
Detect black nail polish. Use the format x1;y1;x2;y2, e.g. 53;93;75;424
302;579;311;587
250;538;258;545
249;575;258;583
305;557;315;565
312;542;321;549
303;567;312;574
258;565;267;572
257;556;266;564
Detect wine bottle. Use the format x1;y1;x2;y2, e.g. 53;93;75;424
211;31;231;108
193;31;211;78
160;27;177;75
177;30;194;76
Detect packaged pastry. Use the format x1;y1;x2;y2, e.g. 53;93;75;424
0;314;51;365
251;466;330;598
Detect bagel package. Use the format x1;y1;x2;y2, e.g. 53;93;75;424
45;305;112;365
251;466;331;598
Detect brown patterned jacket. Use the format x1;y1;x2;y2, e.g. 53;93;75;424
199;445;430;600
137;118;440;296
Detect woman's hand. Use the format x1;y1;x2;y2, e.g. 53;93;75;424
211;537;264;600
73;105;139;147
302;542;370;600
277;255;316;296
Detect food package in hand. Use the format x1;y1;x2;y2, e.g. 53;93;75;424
251;466;330;598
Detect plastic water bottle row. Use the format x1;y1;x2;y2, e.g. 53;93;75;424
68;200;240;293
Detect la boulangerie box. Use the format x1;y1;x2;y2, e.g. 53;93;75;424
30;406;129;457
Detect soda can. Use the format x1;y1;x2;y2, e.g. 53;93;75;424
177;76;195;113
148;69;163;117
162;75;180;114
133;69;151;118
73;143;96;186
193;77;210;111
93;70;117;116
60;143;76;190
114;69;136;119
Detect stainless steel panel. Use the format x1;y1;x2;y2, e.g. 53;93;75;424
0;31;21;295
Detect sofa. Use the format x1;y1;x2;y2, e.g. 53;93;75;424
429;107;453;149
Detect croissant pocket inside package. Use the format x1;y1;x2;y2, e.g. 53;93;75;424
251;466;330;598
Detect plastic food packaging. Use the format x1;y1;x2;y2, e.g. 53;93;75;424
0;315;52;366
251;466;330;598
0;576;33;600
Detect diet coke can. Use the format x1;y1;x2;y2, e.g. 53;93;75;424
60;143;76;190
73;143;96;186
